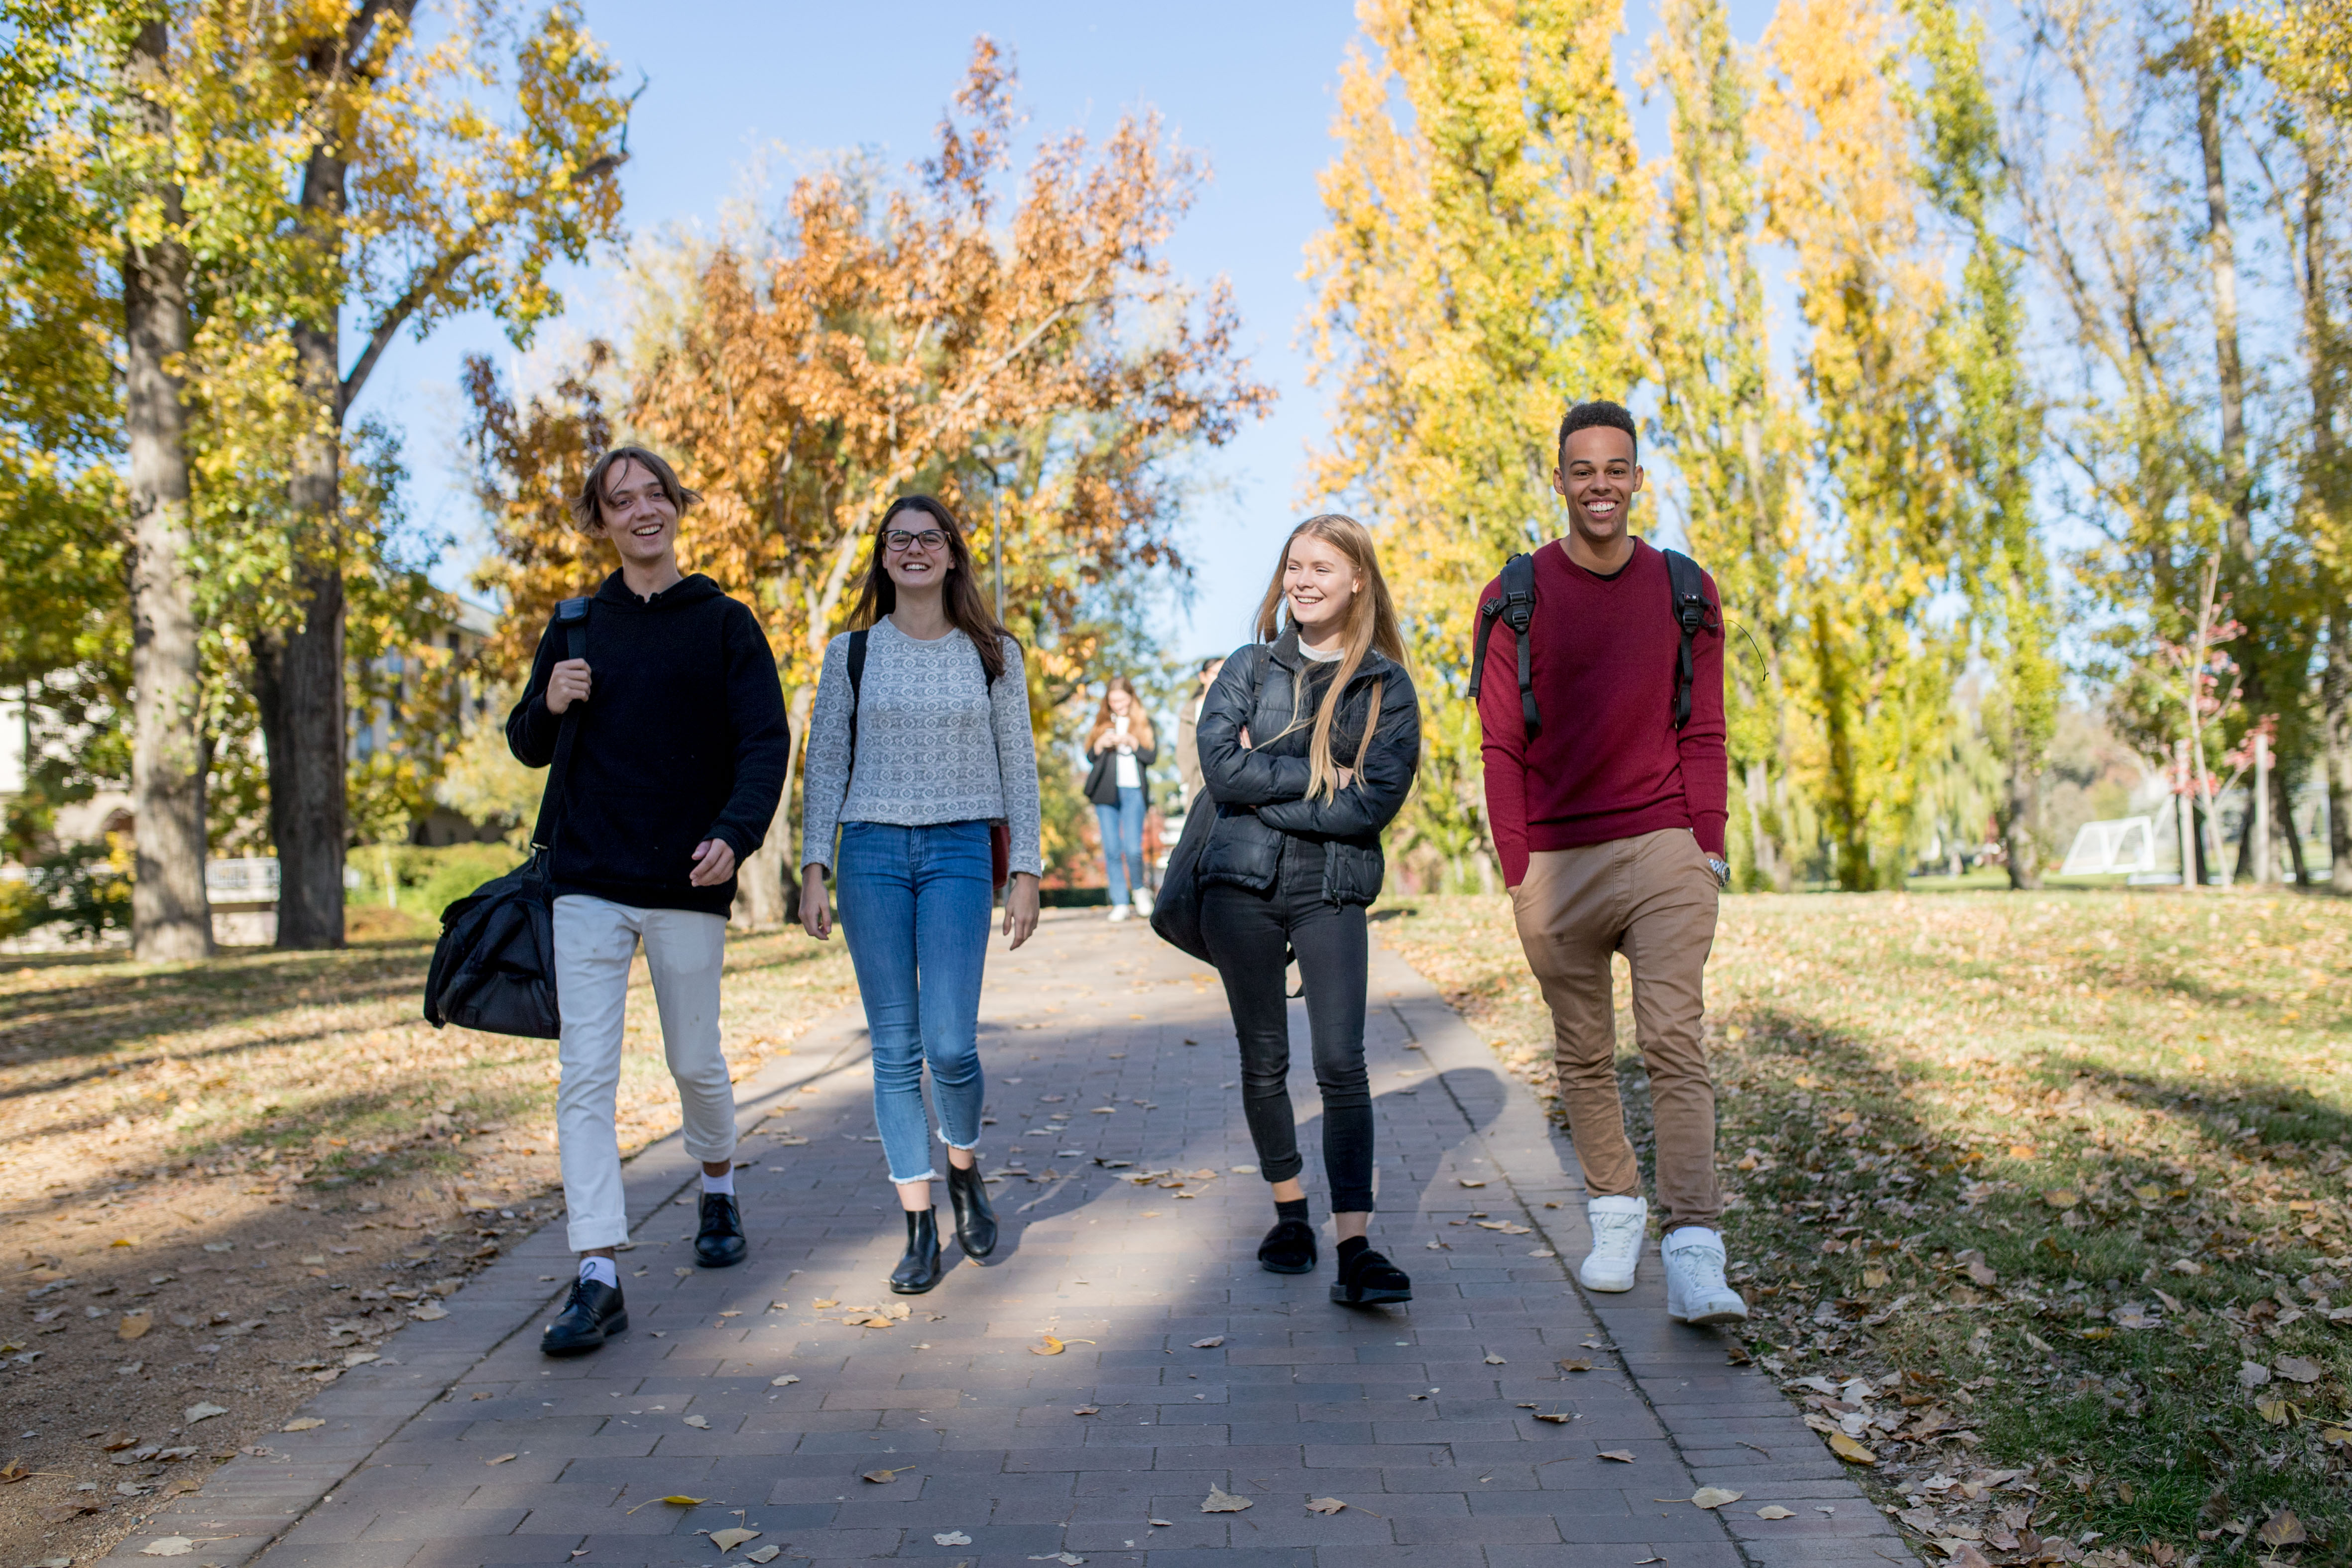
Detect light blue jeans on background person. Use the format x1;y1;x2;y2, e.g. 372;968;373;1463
834;819;994;1185
1096;784;1147;905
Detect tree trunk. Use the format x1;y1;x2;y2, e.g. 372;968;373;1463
2231;784;2256;884
2326;608;2352;894
268;96;359;948
123;19;213;964
2002;715;2043;890
2191;0;2252;566
269;551;348;948
2277;759;2310;886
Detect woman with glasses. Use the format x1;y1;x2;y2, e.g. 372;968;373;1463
800;495;1043;1293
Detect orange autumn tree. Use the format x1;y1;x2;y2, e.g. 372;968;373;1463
469;40;1271;920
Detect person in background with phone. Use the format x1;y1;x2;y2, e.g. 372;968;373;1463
1085;677;1157;921
508;445;791;1357
799;495;1043;1295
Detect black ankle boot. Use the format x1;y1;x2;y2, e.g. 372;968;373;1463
945;1161;998;1259
1257;1217;1317;1275
889;1208;944;1294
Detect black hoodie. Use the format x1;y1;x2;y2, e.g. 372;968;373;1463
507;572;791;917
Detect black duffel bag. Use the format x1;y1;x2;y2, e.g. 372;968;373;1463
423;596;589;1038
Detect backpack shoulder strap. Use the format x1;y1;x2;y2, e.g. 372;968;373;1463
1662;549;1717;731
845;628;868;779
1468;552;1541;736
530;597;592;851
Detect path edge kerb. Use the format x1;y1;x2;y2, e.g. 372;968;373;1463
100;997;875;1568
1368;936;1918;1568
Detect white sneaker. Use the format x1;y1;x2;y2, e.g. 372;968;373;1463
1131;888;1155;917
1578;1195;1647;1292
1107;903;1131;923
1661;1226;1749;1324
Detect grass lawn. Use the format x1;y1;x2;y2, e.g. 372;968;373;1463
0;923;855;1565
1378;888;2352;1568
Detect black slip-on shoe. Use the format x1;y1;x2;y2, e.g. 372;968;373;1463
1257;1217;1318;1275
695;1192;747;1268
541;1278;627;1356
945;1161;998;1259
890;1208;945;1294
1329;1246;1412;1306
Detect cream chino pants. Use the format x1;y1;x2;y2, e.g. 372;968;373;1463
552;893;738;1252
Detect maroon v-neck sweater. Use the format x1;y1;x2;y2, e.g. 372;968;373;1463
1476;537;1729;886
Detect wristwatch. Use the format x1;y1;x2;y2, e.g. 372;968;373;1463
1705;855;1732;890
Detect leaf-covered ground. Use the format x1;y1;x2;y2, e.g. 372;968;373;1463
1377;889;2352;1568
0;927;856;1565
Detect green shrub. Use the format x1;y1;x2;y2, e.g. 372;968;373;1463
347;843;526;925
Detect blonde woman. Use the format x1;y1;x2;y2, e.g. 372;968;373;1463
1083;677;1158;920
1193;514;1421;1305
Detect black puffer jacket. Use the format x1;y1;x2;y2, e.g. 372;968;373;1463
1194;630;1421;907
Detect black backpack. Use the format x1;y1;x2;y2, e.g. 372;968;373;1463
423;596;590;1039
1467;547;1717;735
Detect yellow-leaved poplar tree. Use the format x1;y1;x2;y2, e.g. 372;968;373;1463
1757;0;1959;888
1644;0;1806;888
1303;0;1647;888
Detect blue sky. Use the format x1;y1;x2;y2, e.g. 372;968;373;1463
368;0;1778;662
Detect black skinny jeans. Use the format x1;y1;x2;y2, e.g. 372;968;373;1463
1200;837;1375;1212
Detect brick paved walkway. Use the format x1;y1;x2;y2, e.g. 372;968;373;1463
123;911;1909;1568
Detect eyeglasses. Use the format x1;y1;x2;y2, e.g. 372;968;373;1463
884;528;949;553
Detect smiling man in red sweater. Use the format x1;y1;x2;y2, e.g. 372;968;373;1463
1476;398;1746;1326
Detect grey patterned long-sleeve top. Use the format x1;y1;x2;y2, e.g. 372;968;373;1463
799;618;1044;876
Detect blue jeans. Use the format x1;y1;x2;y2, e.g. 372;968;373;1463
1096;785;1147;904
835;820;994;1184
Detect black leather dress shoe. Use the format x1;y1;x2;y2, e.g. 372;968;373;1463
945;1162;998;1259
695;1192;747;1268
890;1208;944;1294
541;1278;626;1356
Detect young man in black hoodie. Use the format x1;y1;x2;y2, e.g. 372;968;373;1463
507;446;791;1356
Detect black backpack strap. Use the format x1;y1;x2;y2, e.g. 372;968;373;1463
529;597;591;852
1663;549;1717;731
845;628;869;784
1467;552;1541;736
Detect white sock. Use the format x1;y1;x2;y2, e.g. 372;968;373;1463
701;1166;736;1196
579;1256;618;1289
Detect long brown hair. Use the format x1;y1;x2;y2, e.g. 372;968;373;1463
1251;513;1408;801
1088;676;1156;753
846;495;1009;682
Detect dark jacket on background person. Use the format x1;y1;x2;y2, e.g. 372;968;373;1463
1083;728;1159;807
1193;629;1420;907
507;572;791;918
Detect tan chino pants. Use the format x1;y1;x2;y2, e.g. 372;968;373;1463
1510;827;1722;1229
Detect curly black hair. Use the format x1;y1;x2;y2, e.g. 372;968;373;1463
1556;399;1638;466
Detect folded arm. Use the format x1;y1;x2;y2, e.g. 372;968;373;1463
1257;676;1421;838
1195;649;1312;806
